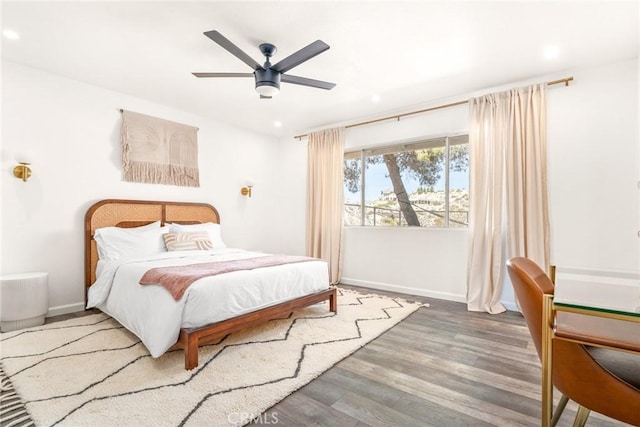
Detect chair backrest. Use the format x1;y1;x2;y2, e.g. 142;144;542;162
506;257;554;361
506;257;640;426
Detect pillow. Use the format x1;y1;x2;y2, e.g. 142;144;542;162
94;221;166;261
163;231;213;251
128;221;161;230
168;222;226;249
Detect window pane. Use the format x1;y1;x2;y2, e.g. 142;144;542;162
448;140;469;227
343;157;362;226
365;156;397;226
365;141;448;227
343;134;469;228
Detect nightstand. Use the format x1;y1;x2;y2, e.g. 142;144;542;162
0;272;49;332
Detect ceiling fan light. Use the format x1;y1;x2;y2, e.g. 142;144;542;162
256;83;279;97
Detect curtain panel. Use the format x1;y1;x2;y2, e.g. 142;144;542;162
121;110;200;187
306;127;345;284
467;84;550;313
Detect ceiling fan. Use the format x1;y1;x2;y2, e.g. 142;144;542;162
192;30;336;99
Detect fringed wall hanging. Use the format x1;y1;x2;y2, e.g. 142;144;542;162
121;110;200;187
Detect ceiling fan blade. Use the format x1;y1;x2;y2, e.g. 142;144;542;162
271;40;330;74
203;30;262;70
281;74;336;90
192;72;254;78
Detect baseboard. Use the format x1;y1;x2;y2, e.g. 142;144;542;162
46;302;86;318
340;277;467;303
502;301;520;312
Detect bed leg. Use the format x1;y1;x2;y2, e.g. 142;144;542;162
329;288;337;313
184;334;199;370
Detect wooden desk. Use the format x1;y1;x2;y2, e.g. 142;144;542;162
541;295;640;427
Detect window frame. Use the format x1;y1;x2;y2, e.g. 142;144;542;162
343;132;469;228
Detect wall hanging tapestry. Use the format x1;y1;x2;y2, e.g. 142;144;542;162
121;110;200;187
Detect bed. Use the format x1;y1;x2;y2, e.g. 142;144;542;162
84;199;336;370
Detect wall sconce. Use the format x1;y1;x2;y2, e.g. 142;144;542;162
240;179;254;197
13;162;32;182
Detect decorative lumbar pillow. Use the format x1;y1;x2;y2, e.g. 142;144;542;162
168;222;226;248
163;231;213;251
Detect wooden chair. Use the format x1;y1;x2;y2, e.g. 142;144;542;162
506;257;640;426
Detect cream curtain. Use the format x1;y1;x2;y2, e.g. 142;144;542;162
306;127;345;284
467;84;550;313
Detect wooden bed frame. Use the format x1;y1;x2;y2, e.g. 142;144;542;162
84;199;337;370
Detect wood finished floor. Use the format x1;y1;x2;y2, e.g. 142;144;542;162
48;286;629;427
256;285;628;427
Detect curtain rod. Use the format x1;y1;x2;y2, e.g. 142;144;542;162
293;76;574;140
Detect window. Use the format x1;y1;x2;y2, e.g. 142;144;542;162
343;134;469;227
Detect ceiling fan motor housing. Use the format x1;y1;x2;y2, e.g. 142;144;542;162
255;67;281;91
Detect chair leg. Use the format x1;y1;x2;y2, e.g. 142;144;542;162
572;406;591;427
551;394;569;427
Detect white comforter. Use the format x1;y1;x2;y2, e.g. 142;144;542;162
87;248;329;357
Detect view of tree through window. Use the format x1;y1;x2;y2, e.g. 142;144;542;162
344;135;469;227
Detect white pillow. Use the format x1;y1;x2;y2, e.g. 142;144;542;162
94;221;166;261
168;222;226;249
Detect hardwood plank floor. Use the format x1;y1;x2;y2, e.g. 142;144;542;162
254;285;629;427
47;286;629;426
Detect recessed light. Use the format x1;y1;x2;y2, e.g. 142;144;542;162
543;45;560;60
371;94;381;103
3;29;20;40
274;121;282;128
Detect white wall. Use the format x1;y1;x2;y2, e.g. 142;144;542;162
265;138;308;256
0;61;297;316
339;58;639;309
547;58;639;273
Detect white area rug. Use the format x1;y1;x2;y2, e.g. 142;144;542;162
0;289;424;426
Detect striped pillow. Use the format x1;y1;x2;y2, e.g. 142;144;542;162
163;231;213;251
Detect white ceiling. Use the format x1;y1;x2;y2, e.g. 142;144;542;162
2;1;638;138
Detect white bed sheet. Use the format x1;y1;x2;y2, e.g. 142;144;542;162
87;248;329;357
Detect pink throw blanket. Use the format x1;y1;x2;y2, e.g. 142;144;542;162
139;255;320;300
